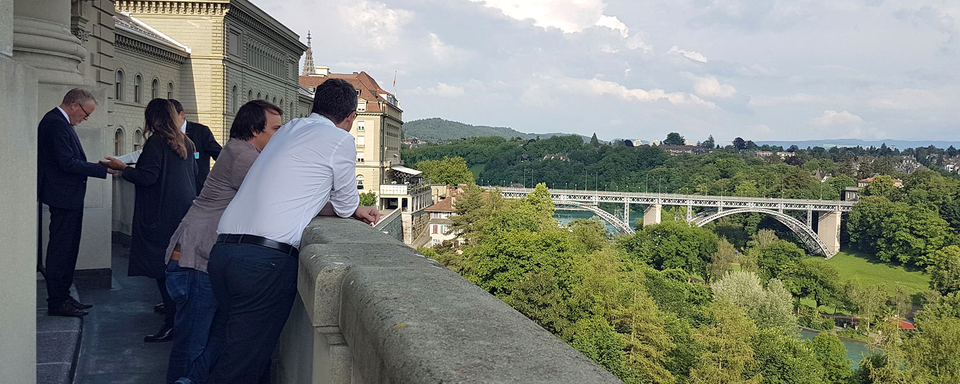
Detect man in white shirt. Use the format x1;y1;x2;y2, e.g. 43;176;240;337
206;78;379;383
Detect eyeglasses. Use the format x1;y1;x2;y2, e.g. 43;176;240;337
76;102;91;119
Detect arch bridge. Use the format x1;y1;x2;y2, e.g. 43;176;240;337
496;187;854;258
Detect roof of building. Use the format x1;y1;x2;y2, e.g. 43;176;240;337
114;13;190;54
299;71;400;113
425;197;454;212
391;165;422;176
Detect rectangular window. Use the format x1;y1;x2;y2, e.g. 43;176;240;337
356;135;365;147
358;121;365;131
357;155;364;163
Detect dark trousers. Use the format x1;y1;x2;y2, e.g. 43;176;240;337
165;260;219;384
45;206;83;306
158;277;176;327
207;242;298;384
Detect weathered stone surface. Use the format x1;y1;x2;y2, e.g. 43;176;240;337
287;216;622;384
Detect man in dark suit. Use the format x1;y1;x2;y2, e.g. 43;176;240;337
169;99;221;194
38;88;114;318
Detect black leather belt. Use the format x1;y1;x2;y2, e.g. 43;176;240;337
216;234;299;258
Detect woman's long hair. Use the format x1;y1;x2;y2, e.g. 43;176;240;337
144;98;191;159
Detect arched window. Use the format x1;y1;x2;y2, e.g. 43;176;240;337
134;129;143;151
232;85;238;112
248;90;253;101
272;96;276;104
151;78;159;99
256;92;261;99
167;82;174;99
264;94;269;102
356;175;364;190
134;75;143;103
114;128;124;155
115;70;124;100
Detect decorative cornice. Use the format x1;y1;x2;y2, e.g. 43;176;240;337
226;8;304;55
116;33;188;65
116;1;229;16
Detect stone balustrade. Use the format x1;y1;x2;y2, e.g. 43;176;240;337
276;216;621;384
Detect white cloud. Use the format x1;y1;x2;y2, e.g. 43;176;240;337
813;110;863;127
751;124;772;134
468;0;628;36
408;82;466;97
338;0;413;49
667;46;708;63
551;76;717;108
868;88;949;110
691;75;737;98
624;33;653;52
748;93;830;107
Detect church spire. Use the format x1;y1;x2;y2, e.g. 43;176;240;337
302;30;315;76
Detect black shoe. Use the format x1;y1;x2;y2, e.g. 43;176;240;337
144;323;173;343
69;297;93;310
48;301;88;318
153;302;167;314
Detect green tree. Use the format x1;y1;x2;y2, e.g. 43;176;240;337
358;191;377;206
712;271;797;332
700;135;716;149
414;156;476;186
707;238;737;282
901;317;960;383
811;332;853;384
590;132;600;147
849;197;950;265
689;301;761;384
620;221;719;276
752;239;805;281
664;132;686;146
787;258;842;308
750;329;824;384
859;175;904;201
928;245;960;296
569;315;628;378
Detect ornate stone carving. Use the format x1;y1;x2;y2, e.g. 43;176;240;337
115;1;229;16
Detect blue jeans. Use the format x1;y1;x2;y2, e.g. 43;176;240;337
165;260;219;384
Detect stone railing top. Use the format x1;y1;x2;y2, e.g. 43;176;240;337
297;216;621;384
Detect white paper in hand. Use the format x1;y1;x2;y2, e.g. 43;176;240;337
116;150;142;164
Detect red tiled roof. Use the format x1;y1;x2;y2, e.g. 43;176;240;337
298;71;397;114
425;197;454;212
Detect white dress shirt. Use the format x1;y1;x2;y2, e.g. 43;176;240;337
180;119;187;133
217;113;360;248
56;106;70;124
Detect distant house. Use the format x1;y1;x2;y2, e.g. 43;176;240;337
755;151;796;159
402;137;424;148
659;145;713;155
426;188;463;247
812;171;832;181
845;176;904;201
543;153;569;161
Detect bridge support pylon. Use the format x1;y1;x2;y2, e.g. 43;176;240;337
643;204;661;228
624;203;630;229
818;211;842;258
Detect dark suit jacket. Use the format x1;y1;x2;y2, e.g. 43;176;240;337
37;108;108;210
185;121;221;194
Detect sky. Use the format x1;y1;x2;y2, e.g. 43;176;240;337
254;0;960;143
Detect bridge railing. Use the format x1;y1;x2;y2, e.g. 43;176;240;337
494;187;854;212
276;216;622;384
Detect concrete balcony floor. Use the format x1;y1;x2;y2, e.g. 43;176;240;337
40;241;172;384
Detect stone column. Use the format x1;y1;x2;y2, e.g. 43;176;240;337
12;0;87;86
643;204;661;228
818;211;842;258
623;202;630;229
0;0;39;380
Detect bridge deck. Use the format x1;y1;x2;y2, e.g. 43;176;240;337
495;187;854;212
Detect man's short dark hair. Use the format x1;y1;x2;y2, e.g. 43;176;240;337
311;78;357;124
230;100;283;140
168;99;184;113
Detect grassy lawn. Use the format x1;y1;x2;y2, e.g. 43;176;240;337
824;250;930;296
801;250;931;314
469;164;485;182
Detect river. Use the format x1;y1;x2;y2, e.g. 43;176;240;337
554;209;620;233
798;328;874;368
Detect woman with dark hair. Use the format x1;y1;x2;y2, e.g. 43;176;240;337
162;100;282;384
101;98;197;343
